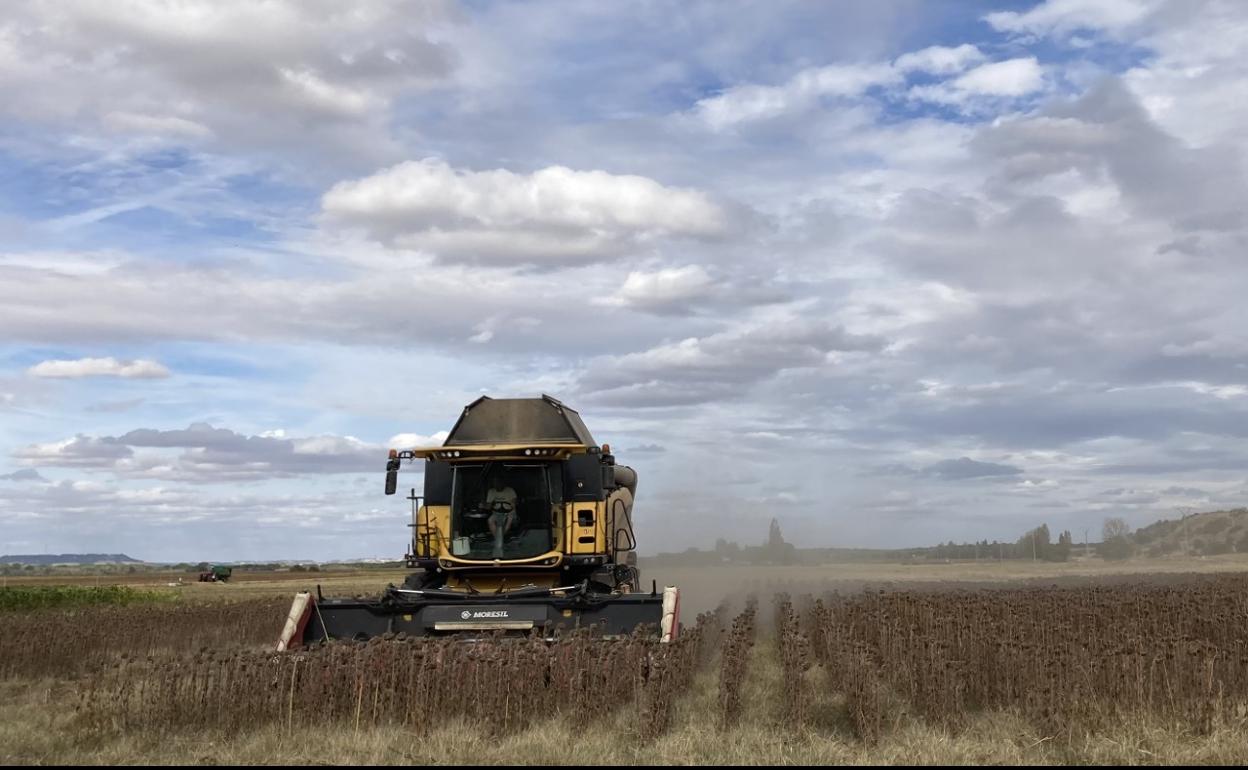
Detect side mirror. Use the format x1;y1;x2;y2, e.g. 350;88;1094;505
384;457;400;496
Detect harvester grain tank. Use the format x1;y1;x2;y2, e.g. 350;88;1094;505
278;395;678;648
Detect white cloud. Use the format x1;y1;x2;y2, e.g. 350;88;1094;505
604;265;717;311
894;44;987;76
984;0;1155;38
1118;1;1248;151
0;0;458;163
693;45;987;130
956;58;1047;96
28;357;171;379
291;435;371;456
578;311;884;406
695;63;898;129
910;57;1046;107
277;68;381;118
16;436;132;467
322;159;729;264
386;431;450;449
14;423;387;482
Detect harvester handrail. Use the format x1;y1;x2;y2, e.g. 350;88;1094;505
609;497;637;558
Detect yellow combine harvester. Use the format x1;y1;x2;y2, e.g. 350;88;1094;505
278;395;679;647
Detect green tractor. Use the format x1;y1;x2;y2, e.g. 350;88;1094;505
198;565;233;583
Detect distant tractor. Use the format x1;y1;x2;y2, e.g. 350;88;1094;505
198;565;232;583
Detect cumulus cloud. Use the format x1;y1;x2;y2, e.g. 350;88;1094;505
28;357;171;379
322;159;730;264
16;436;134;468
602;265;717;312
386;431;450;449
909;57;1046;108
894;44;987;76
1119;0;1248;149
578;313;884;407
14;423;387;482
0;468;46;482
984;0;1155;39
976;78;1248;232
0;478;405;561
0;0;458;163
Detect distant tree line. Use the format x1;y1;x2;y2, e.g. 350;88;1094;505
650;516;1165;566
925;519;1151;562
701;519;799;566
928;524;1078;562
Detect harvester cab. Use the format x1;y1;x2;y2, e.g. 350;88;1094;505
278;395;678;649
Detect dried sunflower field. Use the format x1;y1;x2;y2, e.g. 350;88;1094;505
6;573;1248;764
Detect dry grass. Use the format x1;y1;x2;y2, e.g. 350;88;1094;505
0;598;288;679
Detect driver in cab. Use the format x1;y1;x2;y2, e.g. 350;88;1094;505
485;474;517;556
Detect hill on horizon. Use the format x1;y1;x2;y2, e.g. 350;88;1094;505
0;553;142;565
1133;508;1248;557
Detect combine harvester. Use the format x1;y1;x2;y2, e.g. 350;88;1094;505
197;565;232;583
278;396;678;648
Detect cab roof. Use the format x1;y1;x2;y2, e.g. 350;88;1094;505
442;395;596;447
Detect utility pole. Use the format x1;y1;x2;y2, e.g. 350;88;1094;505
1083;528;1090;558
1032;531;1037;561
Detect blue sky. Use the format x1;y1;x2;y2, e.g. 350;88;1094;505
3;0;1248;561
